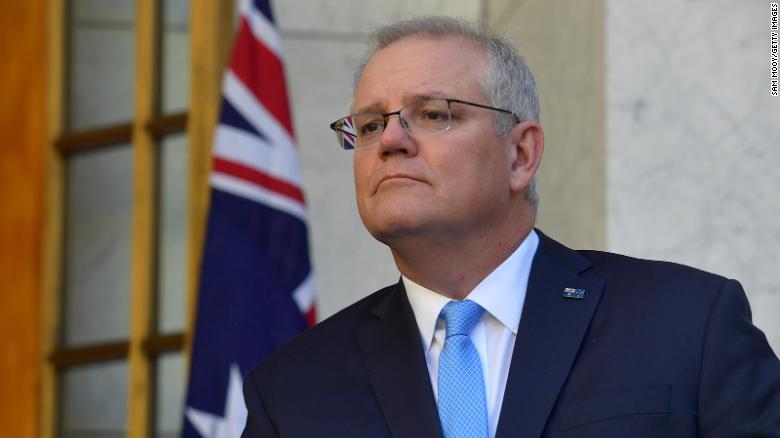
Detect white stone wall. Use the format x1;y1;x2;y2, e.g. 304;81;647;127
607;0;780;351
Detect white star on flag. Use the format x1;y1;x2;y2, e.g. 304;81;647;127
186;364;247;438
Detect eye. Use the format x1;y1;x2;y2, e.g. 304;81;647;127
422;110;447;121
359;121;383;135
412;100;451;125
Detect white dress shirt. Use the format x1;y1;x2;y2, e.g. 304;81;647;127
403;230;539;438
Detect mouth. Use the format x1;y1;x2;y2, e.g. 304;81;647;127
375;174;425;191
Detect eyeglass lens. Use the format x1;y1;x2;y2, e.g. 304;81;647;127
337;99;453;149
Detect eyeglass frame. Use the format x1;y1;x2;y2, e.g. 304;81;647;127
328;98;521;150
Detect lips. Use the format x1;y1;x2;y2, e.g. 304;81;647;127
375;173;426;192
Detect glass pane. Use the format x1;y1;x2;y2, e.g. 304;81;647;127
161;0;190;113
64;145;132;346
68;0;135;130
155;352;186;437
157;134;188;333
72;0;134;22
60;360;128;438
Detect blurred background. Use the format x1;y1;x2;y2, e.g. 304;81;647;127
1;0;777;437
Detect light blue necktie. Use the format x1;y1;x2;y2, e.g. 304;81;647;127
438;299;489;438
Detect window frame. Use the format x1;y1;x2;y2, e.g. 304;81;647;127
41;0;235;436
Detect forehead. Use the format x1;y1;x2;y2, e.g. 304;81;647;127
353;36;488;112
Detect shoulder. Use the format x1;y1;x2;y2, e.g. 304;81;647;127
536;229;733;301
575;249;742;322
579;249;729;288
248;282;399;379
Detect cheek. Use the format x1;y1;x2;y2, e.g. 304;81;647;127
353;156;371;197
443;143;510;201
438;132;504;176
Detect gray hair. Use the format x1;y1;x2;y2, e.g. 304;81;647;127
353;16;540;210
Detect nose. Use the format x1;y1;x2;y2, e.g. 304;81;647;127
377;115;417;159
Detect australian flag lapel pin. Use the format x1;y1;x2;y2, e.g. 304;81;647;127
562;287;586;299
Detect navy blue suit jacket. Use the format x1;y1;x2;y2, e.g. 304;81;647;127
242;231;780;437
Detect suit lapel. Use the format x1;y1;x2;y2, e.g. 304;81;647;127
357;282;443;438
496;231;605;438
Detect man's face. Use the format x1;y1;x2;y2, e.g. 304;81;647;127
352;36;517;245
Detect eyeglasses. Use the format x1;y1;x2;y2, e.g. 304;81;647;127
329;98;519;150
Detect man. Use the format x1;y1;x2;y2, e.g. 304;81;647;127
242;16;780;437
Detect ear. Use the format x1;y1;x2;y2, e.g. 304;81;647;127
507;121;544;193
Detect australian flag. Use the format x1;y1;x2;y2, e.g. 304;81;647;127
183;1;316;436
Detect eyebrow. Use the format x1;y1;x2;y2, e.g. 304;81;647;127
352;91;450;114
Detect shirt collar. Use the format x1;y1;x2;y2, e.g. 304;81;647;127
404;229;539;352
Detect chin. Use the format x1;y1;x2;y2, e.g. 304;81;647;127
361;210;437;245
357;190;444;242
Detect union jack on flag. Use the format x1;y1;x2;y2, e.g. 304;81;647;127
183;0;315;436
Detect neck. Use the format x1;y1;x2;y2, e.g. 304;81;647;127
390;215;534;300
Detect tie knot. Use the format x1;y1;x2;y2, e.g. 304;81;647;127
440;300;484;337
